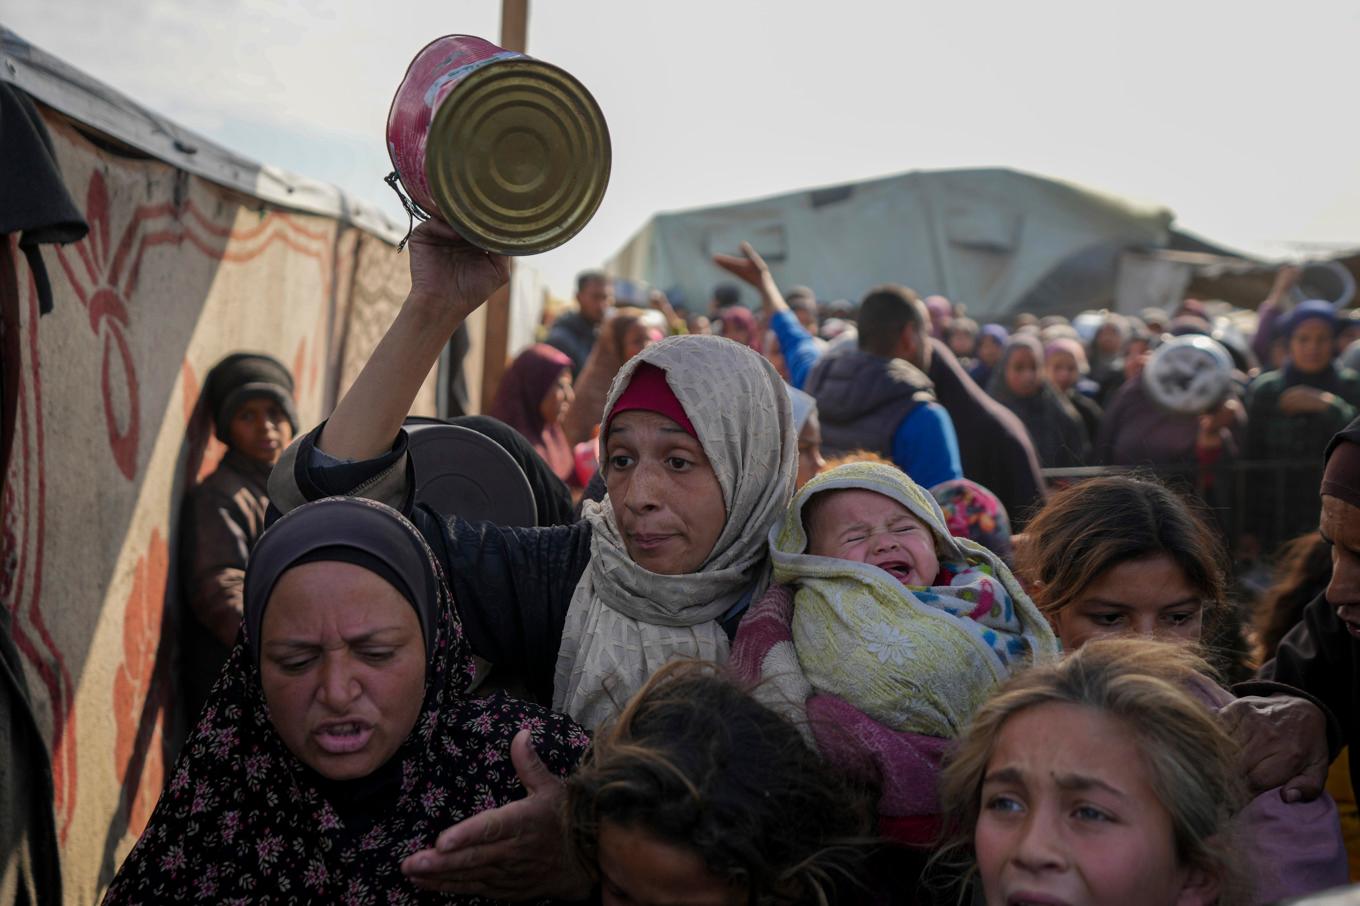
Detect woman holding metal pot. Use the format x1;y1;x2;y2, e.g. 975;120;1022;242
267;219;797;897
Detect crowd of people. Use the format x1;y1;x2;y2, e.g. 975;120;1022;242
95;218;1360;906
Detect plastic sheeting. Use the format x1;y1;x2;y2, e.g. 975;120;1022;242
610;167;1174;321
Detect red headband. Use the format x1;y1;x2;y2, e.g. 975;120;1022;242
606;363;697;438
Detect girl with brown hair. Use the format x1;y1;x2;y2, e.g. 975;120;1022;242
565;661;872;906
937;638;1245;905
1015;475;1348;901
1016;475;1228;653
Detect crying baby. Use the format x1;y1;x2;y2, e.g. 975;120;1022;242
772;461;1059;738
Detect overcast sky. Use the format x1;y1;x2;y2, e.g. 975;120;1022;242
10;0;1360;297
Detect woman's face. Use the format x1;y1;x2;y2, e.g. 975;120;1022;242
622;323;658;362
795;413;825;490
228;397;294;466
1123;339;1151;381
259;561;426;780
539;369;575;426
1290;319;1335;374
1004;348;1041;398
723;320;751;346
605;410;726;575
978;335;1004;367
1095;324;1123;356
976;702;1212;906
597;821;746;906
949;330;976;359
1051;554;1203;652
1046;351;1081;393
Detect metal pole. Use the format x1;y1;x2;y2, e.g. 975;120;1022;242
478;0;529;412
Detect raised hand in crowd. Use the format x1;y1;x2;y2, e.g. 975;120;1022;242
408;217;511;312
648;288;686;334
1267;263;1303;306
1197;396;1243;449
712;241;789;315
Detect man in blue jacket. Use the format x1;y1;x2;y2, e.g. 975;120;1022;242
715;243;961;490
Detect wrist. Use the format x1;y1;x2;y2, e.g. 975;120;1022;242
404;290;472;328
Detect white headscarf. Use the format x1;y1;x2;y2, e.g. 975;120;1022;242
552;335;797;727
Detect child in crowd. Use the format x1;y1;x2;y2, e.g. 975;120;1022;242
180;352;298;718
775;461;1058;738
566;661;871;906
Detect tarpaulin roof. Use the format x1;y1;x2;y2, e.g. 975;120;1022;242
1;25;405;245
609;166;1176;321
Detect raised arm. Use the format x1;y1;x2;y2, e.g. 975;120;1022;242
713;240;790;318
318;219;509;460
714;242;826;387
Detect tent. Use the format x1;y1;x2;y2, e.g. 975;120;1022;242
0;25;467;901
610;166;1178;321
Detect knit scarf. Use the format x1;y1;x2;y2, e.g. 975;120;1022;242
552;336;797;727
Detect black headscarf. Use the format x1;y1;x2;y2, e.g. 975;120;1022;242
986;336;1088;469
924;338;1047;525
203;352;299;443
104;497;589;904
242;498;439;661
0;84;87;316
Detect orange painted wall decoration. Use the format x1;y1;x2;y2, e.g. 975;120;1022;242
0;106;435;903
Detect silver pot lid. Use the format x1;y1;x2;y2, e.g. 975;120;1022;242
1142;334;1233;415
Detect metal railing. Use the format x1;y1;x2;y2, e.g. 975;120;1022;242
1039;459;1324;563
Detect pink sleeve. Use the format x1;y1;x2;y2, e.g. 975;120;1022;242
806;693;951;819
1238;790;1349;904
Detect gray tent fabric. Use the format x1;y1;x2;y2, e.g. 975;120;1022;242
610;167;1173;322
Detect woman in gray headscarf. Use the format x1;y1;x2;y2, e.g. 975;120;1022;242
266;220;797;898
269;221;796;729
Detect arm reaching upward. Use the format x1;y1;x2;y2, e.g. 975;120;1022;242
318;219;510;460
713;241;790;318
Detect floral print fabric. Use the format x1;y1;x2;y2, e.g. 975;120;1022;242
103;498;590;905
929;477;1014;565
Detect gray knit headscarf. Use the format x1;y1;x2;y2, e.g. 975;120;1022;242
553;335;797;727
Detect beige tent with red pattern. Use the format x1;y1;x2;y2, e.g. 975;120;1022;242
0;26;482;902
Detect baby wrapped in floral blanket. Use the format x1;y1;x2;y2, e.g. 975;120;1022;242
776;462;1059;737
